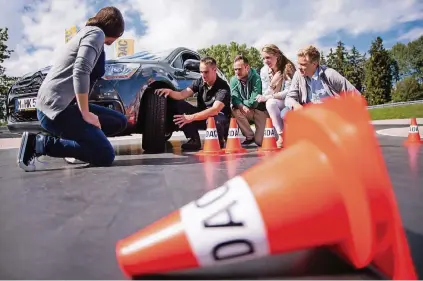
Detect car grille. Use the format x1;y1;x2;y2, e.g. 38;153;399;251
12;72;46;96
8;71;46;123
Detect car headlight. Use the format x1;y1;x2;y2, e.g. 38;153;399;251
103;63;140;80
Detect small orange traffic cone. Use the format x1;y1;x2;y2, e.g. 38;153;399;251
404;118;423;146
258;118;281;153
224;118;247;154
115;94;417;280
197;117;224;156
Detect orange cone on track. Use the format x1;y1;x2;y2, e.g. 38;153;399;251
404;117;423;146
258;118;281;153
197;117;224;156
115;94;417;280
224;118;247;154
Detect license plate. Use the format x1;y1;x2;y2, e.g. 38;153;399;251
15;97;37;112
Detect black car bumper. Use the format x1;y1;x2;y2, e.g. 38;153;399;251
6;99;131;134
7;120;42;134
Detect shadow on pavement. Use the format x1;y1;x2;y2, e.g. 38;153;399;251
112;152;263;167
407;229;423;279
132;248;382;280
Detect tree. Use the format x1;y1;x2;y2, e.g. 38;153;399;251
319;51;327;65
326;48;336;69
333;40;349;76
390;42;412;79
0;27;17;122
391;76;423;102
198;42;263;79
344;46;366;92
364;37;395;105
390;36;423;82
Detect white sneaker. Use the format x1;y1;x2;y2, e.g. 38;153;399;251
64;157;86;164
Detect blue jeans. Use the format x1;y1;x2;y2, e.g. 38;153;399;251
36;104;127;166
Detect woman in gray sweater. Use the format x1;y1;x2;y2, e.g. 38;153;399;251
17;6;127;172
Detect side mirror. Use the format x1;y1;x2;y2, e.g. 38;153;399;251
183;59;200;72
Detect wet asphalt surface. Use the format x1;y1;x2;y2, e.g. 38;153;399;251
0;128;422;280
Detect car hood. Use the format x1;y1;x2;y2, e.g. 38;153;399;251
21;58;161;77
18;65;52;81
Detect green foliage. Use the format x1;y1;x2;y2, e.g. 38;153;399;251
333;41;348;76
0;28;16;95
0;27;18;121
390;36;423;81
344;46;366;92
198;42;263;80
369;103;423;120
391;76;423;102
364;37;395;105
326;48;336;69
319;51;327;65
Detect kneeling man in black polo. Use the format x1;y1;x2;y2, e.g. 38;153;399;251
155;56;231;150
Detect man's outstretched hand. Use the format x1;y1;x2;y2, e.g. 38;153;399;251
174;114;194;128
155;88;172;97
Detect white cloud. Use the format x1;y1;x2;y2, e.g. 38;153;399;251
398;27;423;41
1;0;422;77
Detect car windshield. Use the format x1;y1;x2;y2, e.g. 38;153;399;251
116;49;173;61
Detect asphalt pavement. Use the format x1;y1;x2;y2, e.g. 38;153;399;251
0;130;422;279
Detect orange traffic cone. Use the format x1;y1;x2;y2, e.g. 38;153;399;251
258;118;281;153
197;117;224;156
404;118;423;146
115;94;417;280
224;118;247;154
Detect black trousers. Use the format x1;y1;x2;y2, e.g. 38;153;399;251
168;100;230;141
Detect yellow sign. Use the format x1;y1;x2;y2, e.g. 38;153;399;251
65;26;78;43
115;39;134;57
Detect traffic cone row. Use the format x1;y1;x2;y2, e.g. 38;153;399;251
196;116;282;156
115;94;417;280
404;117;423;146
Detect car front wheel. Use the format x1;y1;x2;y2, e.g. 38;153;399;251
140;88;168;153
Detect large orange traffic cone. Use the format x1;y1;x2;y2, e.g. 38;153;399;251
224;118;247;154
115;94;417;280
197;117;224;156
404;118;423;146
258;118;281;153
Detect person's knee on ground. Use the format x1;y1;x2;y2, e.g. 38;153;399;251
88;142;115;167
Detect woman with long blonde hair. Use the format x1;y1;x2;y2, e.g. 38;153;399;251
256;44;296;146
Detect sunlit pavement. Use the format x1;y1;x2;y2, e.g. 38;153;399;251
0;131;422;279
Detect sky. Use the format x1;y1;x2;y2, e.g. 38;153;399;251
1;0;423;77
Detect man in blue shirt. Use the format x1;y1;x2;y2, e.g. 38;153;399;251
285;45;360;111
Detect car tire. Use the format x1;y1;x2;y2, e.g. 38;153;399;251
141;88;167;153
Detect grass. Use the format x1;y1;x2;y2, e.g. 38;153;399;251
369;103;423;120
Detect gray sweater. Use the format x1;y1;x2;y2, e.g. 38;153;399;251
36;26;105;120
285;65;360;108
